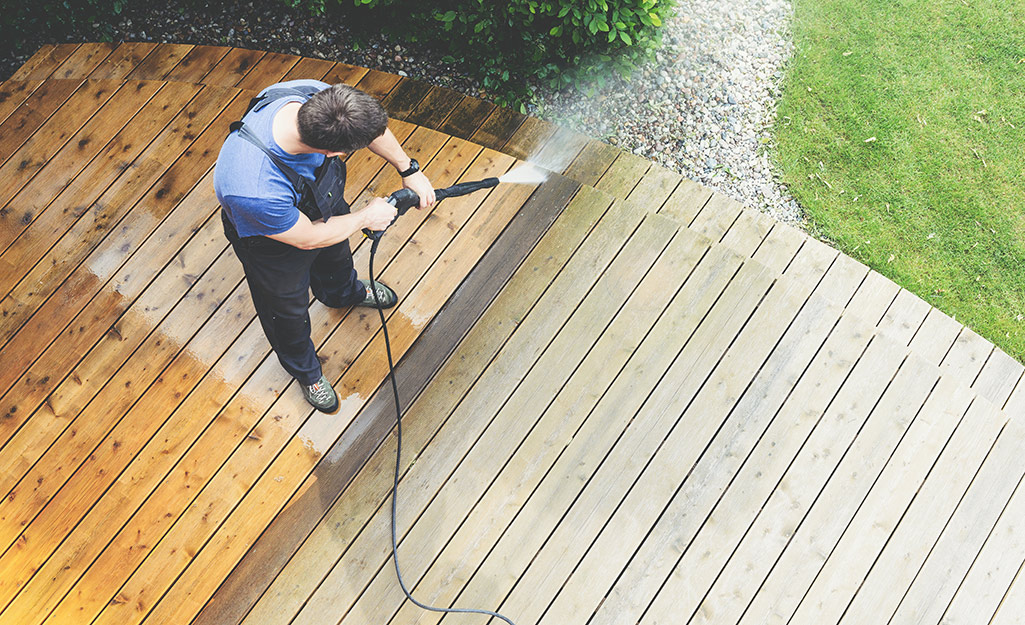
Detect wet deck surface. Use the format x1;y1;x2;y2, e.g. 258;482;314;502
2;43;1024;625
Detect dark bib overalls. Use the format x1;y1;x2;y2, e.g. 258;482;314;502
222;87;363;385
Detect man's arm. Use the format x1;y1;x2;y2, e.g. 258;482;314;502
368;128;436;208
267;197;397;250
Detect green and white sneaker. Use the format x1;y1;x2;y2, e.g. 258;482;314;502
357;279;398;309
301;375;338;413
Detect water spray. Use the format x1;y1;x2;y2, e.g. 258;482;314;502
366;166;549;625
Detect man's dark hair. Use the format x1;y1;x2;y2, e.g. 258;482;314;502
297;84;388;153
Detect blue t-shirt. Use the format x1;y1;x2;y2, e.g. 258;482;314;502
213;79;330;238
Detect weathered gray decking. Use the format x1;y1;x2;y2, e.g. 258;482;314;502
0;42;1023;625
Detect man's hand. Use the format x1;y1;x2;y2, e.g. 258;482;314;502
402;170;436;209
360;197;399;232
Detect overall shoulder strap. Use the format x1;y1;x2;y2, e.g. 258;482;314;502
227;121;306;192
247;84;324;114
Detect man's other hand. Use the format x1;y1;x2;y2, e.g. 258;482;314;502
361;197;399;232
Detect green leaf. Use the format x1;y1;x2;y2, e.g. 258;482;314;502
620;30;632;45
650;12;662;27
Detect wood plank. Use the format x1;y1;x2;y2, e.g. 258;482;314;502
125;43;195;80
751;220;815;275
698;335;911;625
0;82;220;351
501;116;557;161
889;417;1025;625
9;44;78;80
0;78;83;165
382;227;712;625
942;469;1025;625
438;96;496;141
0;87;242;442
321;62;369;86
784;375;974;625
0;80;44;126
877;287;932;346
89;147;532;625
536;240;852;625
468;105;526;153
163;45;231;83
658;177;712;224
721;207;775;260
235;52;301;90
352;68;401;100
280;57;337;82
974;348;1025;410
0;81;202;298
0;80;121;240
594;151;651;200
49;42;116;79
625;163;681;207
0;219;244;620
380;78;433;120
403;85;465;129
561;139;621;188
827;399;1006;625
1005;379;1025;417
496;257;781;625
589;250;883;625
331;211;683;625
200;48;266;87
194;175;588;625
940;325;994;386
688;190;743;242
908;306;962;366
528;126;592;174
989;563;1025;625
253;195;649;625
29;125;416;625
0;80;166;255
88;42;158;79
0;174;229;522
844;262;901;321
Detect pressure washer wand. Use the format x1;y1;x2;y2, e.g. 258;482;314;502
362;177;501;241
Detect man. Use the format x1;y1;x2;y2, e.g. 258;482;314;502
213;79;435;413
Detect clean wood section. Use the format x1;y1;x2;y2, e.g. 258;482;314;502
1;45;1024;625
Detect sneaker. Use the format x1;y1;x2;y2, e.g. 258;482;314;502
356;279;398;309
301;375;339;413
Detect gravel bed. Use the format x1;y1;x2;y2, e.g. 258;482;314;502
538;0;804;225
1;0;804;225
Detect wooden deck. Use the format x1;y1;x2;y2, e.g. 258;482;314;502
1;42;1025;625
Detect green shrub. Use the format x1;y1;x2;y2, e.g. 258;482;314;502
2;1;127;54
301;0;674;108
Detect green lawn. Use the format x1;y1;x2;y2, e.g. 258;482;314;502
775;0;1025;362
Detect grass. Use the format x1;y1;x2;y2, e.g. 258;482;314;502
775;0;1025;362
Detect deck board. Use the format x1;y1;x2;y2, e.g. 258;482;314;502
9;44;77;80
1;46;1022;625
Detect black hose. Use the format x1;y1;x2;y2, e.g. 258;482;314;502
367;236;517;625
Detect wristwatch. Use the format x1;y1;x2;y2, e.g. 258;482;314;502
398;158;420;178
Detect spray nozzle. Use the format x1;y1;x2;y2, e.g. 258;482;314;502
362;178;501;241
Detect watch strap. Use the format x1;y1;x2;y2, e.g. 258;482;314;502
398;158;420;178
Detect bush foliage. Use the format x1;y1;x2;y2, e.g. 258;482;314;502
2;0;672;108
305;0;674;107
